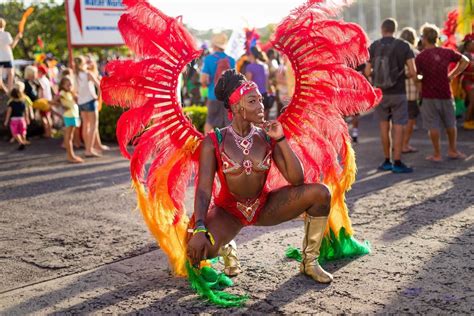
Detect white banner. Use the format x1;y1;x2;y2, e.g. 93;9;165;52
66;0;125;46
225;28;246;61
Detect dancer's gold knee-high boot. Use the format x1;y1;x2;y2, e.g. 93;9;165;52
218;240;242;277
300;215;333;283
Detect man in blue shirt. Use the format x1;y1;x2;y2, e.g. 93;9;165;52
200;33;236;132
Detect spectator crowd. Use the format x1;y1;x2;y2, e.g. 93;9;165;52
1;15;473;169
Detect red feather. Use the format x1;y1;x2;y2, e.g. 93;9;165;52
271;0;380;187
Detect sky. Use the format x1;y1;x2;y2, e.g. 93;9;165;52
148;0;306;30
1;0;307;30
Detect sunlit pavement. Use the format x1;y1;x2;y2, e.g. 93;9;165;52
1;114;473;314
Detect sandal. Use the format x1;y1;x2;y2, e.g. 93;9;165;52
425;155;442;162
447;152;466;160
402;147;418;154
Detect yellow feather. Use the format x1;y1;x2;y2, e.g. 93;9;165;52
325;141;356;236
132;137;200;277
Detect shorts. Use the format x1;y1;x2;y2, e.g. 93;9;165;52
206;99;230;128
0;61;13;68
64;116;81;127
79;99;98;112
9;117;27;136
420;98;456;130
407;100;420;120
374;94;408;125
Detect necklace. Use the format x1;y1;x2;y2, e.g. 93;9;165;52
229;124;256;156
229;125;256;176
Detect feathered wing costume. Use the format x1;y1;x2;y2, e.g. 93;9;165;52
269;0;381;262
101;0;380;306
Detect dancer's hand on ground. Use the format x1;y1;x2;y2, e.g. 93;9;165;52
187;232;211;267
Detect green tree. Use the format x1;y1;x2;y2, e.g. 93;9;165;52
0;1;68;61
0;0;129;64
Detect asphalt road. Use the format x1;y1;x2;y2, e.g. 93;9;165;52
1;115;473;314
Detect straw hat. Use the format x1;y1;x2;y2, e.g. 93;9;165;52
211;33;228;50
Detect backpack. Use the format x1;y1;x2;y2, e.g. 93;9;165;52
372;39;402;90
213;53;231;85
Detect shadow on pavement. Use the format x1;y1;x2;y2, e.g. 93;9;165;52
382;172;473;242
1;247;175;315
0;160;125;182
380;224;474;313
241;255;363;313
1;166;130;201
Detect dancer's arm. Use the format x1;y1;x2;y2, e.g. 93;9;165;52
194;136;216;223
188;136;217;266
267;120;304;185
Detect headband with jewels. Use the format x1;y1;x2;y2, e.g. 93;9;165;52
228;81;259;106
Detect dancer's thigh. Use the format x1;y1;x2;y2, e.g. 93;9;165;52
204;206;243;257
255;184;327;226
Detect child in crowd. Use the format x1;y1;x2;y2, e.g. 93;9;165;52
61;67;82;148
3;87;30;150
14;81;34;120
24;65;53;138
8;81;34;144
59;76;83;163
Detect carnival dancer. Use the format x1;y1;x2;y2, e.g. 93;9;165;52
188;69;333;283
101;0;380;307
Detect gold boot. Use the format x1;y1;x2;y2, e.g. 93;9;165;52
219;240;242;277
300;215;333;283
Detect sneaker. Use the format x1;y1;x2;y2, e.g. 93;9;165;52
378;161;393;171
392;162;413;173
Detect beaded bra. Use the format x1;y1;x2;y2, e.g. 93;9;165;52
218;126;272;176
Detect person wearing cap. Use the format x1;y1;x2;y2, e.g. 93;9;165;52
200;32;236;133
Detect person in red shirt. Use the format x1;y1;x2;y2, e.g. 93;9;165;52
415;24;469;161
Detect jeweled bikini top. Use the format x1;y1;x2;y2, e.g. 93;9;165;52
219;126;272;176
